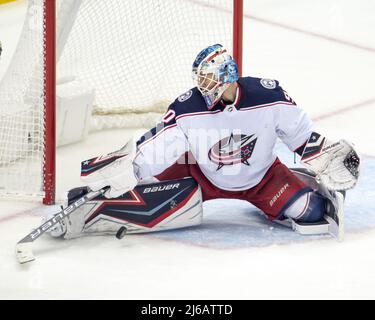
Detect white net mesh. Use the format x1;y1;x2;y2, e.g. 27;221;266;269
57;0;234;130
0;1;45;197
0;0;235;199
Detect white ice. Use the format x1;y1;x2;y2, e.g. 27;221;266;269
1;0;375;299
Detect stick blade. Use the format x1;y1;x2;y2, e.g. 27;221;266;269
16;243;35;264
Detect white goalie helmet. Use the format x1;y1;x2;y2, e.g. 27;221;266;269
192;44;239;109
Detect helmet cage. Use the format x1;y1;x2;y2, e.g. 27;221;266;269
192;44;239;108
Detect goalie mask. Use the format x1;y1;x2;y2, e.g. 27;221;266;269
192;44;239;109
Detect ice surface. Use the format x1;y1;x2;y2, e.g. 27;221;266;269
1;0;375;300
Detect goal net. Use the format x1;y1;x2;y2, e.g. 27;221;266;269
0;0;242;203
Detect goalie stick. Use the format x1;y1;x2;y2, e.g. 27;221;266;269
15;187;108;264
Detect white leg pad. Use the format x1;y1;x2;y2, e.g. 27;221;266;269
62;182;203;239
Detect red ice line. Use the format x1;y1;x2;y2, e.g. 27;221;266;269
312;97;375;122
246;14;375;54
188;0;375;54
0;207;39;224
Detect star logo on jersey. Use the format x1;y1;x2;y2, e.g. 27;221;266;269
178;90;193;102
260;78;276;89
208;133;258;170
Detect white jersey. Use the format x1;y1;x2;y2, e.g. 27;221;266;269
134;77;313;191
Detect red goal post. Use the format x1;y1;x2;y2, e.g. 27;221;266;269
0;0;243;205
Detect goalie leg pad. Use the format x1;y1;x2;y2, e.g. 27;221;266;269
58;178;203;239
278;168;345;240
283;191;326;223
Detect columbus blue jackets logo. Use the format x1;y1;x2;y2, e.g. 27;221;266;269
178;90;193;102
208;133;258;170
260;78;277;89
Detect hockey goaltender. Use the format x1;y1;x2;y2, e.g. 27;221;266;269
42;44;360;242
